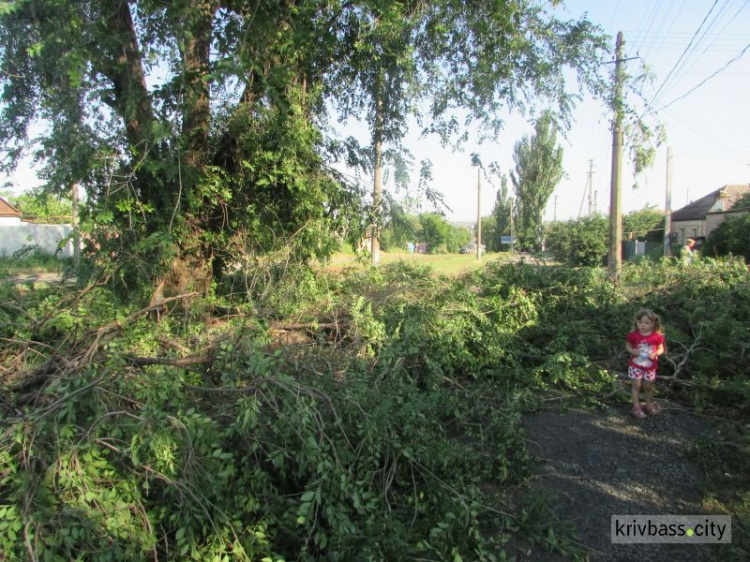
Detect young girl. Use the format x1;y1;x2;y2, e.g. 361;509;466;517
626;309;665;419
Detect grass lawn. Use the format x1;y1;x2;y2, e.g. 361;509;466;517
0;255;70;278
323;251;515;276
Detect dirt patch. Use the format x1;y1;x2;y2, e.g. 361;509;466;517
519;402;731;561
3;272;73;284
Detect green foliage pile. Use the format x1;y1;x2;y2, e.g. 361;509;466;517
1;257;749;560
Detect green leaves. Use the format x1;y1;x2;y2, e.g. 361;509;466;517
511;112;565;251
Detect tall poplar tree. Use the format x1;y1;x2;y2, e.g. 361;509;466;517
511;112;565;251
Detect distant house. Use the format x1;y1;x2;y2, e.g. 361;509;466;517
670;184;750;244
451;221;476;232
0;196;22;226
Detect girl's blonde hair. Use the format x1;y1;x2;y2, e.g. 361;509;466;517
633;308;663;333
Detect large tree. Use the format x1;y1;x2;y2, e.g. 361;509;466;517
0;1;610;284
510;112;565;251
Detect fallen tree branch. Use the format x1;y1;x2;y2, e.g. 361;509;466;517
663;324;704;381
126;354;214;368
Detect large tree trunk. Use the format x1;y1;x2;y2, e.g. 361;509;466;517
181;2;216;173
95;0;158;203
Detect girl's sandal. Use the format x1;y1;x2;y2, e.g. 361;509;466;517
644;403;661;416
633;408;647;420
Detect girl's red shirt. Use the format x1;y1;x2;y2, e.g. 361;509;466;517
626;330;665;371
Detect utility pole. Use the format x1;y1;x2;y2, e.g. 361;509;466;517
476;167;482;261
608;32;625;279
371;85;383;266
510;197;515;254
663;146;673;256
587;160;595;216
553;195;557;222
71;182;80;269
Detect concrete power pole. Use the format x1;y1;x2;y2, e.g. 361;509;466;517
71;182;80;269
608;32;625;279
510;197;515;254
371;139;382;266
371;88;383;266
664;147;673;257
587;160;594;216
476;167;482;261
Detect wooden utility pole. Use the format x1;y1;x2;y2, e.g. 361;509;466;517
663;147;673;256
608;32;625;279
476;167;482;261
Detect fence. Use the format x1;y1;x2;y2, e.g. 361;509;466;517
0;223;74;258
623;240;663;261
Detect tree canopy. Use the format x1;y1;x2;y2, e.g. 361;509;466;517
0;0;610;284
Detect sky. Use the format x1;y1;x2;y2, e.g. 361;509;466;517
425;0;750;223
3;1;749;225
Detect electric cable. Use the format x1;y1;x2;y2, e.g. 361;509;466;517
657;42;750;112
644;0;722;114
668;0;737;83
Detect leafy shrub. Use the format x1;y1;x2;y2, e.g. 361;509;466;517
623;208;664;243
547;216;608;266
703;213;750;263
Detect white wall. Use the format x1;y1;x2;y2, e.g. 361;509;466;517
0;223;74;258
671;219;704;244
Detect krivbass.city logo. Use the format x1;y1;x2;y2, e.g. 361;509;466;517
611;515;731;544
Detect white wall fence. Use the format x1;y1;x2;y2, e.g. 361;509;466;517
0;223;74;258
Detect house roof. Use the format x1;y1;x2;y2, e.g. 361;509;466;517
671;184;750;222
0;196;22;218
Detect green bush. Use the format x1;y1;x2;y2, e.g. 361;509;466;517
703;213;750;263
547;216;608;266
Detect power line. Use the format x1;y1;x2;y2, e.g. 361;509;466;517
668;0;738;82
638;0;683;65
657;42;750;112
678;0;748;75
645;0;722;113
662;106;748;166
631;1;666;56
